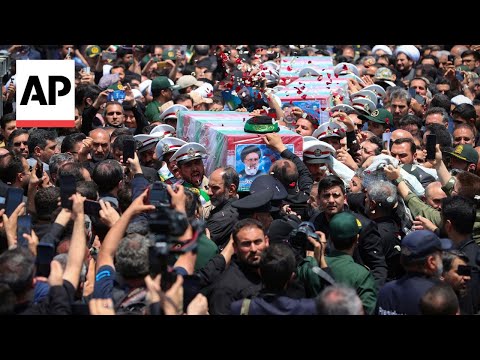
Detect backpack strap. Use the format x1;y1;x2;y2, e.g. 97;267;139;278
240;298;252;315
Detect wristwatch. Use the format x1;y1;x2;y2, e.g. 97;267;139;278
393;176;404;185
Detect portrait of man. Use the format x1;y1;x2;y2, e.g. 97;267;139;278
239;145;262;179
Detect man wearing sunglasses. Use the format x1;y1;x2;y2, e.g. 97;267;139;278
439;196;480;314
441;249;471;314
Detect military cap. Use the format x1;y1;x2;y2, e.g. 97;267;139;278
329;212;361;240
329;104;356;113
303;139;336;164
150;124;175;137
155;137;187;161
312;121;347;140
351;89;378;105
351;97;377;115
447;144;479;164
358;108;393;126
298;66;321;77
250;175;288;201
158;104;189;124
133;133;164;153
401;230;452;259
232;188;274;214
170;142;207;164
363;84;387;99
334;62;360;77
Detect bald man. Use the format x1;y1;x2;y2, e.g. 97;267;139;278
424;181;447;210
390;129;414;143
89;128;111;163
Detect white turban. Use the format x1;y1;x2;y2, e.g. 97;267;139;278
394;45;420;63
371;45;392;56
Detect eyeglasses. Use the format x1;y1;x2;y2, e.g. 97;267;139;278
13;141;28;147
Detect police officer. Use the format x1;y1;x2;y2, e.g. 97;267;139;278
376;230;451;315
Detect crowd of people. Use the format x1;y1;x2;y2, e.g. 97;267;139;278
0;44;479;315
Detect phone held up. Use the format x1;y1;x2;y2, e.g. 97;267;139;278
60;175;76;209
426;134;437;161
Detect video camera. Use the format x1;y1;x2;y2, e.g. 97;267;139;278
288;221;320;252
147;181;202;290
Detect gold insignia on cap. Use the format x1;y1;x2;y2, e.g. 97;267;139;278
314;149;322;157
356;219;362;228
117;83;124;90
455;145;463;154
163;143;170;152
92;47;99;54
168;51;174;58
188;147;196;157
371;109;379;117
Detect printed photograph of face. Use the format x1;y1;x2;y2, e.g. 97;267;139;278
236;143;294;192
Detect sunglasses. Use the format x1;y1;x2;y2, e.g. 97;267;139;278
457;265;472;276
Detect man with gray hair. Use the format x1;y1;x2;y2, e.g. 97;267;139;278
364;180;404;281
316;284;364;315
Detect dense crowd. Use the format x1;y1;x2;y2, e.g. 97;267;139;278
0;44;479;315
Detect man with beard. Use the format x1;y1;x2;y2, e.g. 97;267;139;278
80;128;112;174
239;145;262;182
376;230;451;315
170;142;211;216
310;175;388;286
394;45;420;87
207;218;269;315
206;167;239;249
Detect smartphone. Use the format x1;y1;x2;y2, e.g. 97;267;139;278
455;70;464;82
178;45;188;56
426;134;437;160
36;242;55;278
182;274;202;312
16;214;32;247
123;138;136;164
84;199;102;216
83;66;91;75
149;181;170;208
157;61;168;69
408;87;417;99
35;161;43;179
5;187;24;217
102;52;117;61
448;55;455;63
415;94;426;105
382;132;392;150
59;175;76;209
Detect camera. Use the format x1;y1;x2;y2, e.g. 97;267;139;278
147;182;190;288
288;221;320;251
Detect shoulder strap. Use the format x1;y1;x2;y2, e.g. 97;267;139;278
240;298;252;315
311;266;336;286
